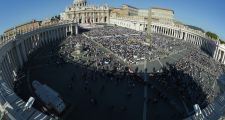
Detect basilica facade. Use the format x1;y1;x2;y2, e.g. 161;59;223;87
60;0;110;24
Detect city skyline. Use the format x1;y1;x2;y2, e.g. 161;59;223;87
0;0;224;39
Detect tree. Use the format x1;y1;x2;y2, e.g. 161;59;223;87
206;31;218;40
219;39;225;44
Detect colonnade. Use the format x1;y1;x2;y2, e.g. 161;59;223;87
152;25;182;39
151;24;203;46
213;42;225;64
0;23;78;89
0;22;78;119
151;24;217;57
74;12;110;24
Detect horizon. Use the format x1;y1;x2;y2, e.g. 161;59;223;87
0;0;224;40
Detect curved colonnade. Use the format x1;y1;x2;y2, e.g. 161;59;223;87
151;22;217;57
213;43;225;64
0;22;78;120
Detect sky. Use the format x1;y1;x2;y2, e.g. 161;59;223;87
0;0;224;39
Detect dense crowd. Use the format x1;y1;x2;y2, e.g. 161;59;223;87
84;26;194;64
91;36;150;64
58;35;127;72
147;48;223;109
85;26;141;37
174;47;222;106
58;26;224;111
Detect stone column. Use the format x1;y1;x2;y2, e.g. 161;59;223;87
56;29;58;40
33;35;36;49
223;53;225;64
218;50;221;61
24;39;28;54
3;58;13;89
54;30;57;45
5;56;14;88
180;31;183;39
54;30;56;42
47;31;50;45
160;27;162;34
70;25;73;35
166;29;169;36
213;45;219;59
76;25;78;34
163;28;165;34
31;36;34;52
21;41;28;62
186;33;189;41
30;37;33;51
35;34;39;48
12;48;19;69
221;52;225;63
174;30;176;38
8;51;17;72
1;61;11;88
166;28;167;35
174;30;176;37
49;30;52;44
16;44;24;68
51;30;53;44
55;29;58;41
221;51;225;63
43;32;46;46
0;66;4;81
169;29;171;36
82;13;85;23
98;13;100;23
37;34;41;48
161;27;163;34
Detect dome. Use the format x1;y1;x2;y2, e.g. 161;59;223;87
73;0;87;4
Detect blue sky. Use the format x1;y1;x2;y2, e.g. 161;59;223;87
0;0;224;39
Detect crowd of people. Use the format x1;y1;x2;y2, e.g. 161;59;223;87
174;47;223;107
58;25;224;113
85;26;141;37
58;34;127;72
91;35;150;64
84;26;195;65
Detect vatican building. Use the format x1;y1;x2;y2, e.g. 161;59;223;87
0;0;225;120
60;0;110;24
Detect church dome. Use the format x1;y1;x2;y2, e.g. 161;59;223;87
73;0;87;6
73;0;87;4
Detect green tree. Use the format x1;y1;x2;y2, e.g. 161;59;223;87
219;39;225;44
206;31;218;40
